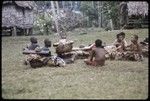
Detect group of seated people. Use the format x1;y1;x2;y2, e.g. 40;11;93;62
22;32;149;68
85;32;148;66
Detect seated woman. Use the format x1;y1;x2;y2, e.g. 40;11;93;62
124;35;143;61
112;32;127;52
84;39;107;66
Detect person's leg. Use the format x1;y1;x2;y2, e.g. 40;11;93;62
84;59;97;66
71;52;78;62
84;59;92;65
24;55;32;65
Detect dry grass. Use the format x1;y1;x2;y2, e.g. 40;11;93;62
2;28;148;99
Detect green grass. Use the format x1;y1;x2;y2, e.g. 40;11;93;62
2;28;148;99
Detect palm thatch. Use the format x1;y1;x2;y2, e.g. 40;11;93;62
127;2;148;16
2;1;37;29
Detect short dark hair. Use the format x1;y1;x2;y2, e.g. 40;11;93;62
116;32;125;39
119;32;125;37
44;39;51;47
30;37;37;44
133;34;138;40
116;33;121;38
95;39;102;47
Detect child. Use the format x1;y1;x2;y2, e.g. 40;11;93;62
119;32;128;47
112;32;127;52
124;35;143;61
24;37;40;50
84;39;107;66
23;37;40;65
28;39;66;68
28;38;51;67
35;38;52;57
108;32;128;60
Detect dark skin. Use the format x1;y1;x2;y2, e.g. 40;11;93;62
113;35;125;52
89;47;107;66
125;36;142;55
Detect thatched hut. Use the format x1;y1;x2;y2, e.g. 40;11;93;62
120;1;148;29
2;1;37;36
127;2;148;16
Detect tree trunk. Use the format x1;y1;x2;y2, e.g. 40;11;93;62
98;1;102;28
56;1;60;15
26;29;29;35
70;1;73;9
110;19;114;30
92;1;94;7
51;1;60;37
62;1;65;9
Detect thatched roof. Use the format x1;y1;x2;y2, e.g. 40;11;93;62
127;2;148;16
2;1;37;28
3;1;37;10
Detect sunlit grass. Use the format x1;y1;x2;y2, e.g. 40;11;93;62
2;28;148;99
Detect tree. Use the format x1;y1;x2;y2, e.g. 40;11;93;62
51;1;61;38
80;1;98;27
100;1;120;30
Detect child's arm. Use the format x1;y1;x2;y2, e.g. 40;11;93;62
124;40;128;47
124;43;131;51
112;39;117;46
137;43;142;55
89;43;95;49
89;49;95;61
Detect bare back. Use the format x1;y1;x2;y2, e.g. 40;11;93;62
91;47;106;66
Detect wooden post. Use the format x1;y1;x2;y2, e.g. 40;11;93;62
12;26;17;36
110;19;114;30
30;28;33;35
26;29;29;35
23;29;26;36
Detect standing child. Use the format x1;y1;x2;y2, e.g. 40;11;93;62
84;39;107;66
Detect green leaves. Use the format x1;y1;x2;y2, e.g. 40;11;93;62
33;12;53;35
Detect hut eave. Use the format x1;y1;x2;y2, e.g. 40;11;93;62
127;1;148;16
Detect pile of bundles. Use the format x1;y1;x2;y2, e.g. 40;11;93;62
53;38;90;64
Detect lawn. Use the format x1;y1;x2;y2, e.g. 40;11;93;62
2;28;149;99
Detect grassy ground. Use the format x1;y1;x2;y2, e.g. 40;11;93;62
2;28;148;99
